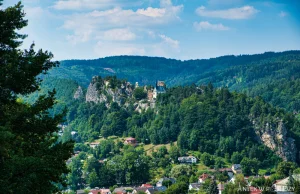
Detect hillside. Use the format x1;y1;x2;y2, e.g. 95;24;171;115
46;51;300;113
55;75;300;192
34;60;300;192
54;76;300;163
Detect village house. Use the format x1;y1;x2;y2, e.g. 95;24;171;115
140;184;152;188
218;168;234;178
88;189;111;194
156;177;176;187
155;186;167;192
231;164;242;174
274;174;300;193
89;142;100;149
178;156;197;164
145;187;159;194
113;187;133;194
218;183;225;194
132;187;148;194
199;173;211;183
132;185;166;194
189;183;202;191
124;137;137;146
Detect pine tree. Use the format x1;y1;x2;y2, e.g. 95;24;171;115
0;1;73;193
262;179;276;194
287;170;295;189
294;181;300;194
207;178;219;194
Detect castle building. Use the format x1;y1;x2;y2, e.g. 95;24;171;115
153;80;166;99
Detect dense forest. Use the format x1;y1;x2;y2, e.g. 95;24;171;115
50;76;300;193
58;80;299;162
46;51;300;114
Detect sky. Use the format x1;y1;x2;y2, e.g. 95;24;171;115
3;0;300;60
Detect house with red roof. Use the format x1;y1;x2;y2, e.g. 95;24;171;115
88;189;111;194
124;137;137;146
141;184;153;188
199;173;211;183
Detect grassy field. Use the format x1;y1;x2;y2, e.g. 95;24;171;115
140;142;177;155
90;136;176;155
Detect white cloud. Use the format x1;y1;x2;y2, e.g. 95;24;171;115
94;41;145;57
147;31;156;38
67;29;93;45
53;0;183;58
53;0;110;10
63;4;183;45
160;0;172;7
137;7;166;18
194;21;230;31
279;11;287;18
159;34;179;49
102;28;136;41
196;5;259;20
23;0;40;3
207;0;244;6
52;0;142;10
24;6;44;18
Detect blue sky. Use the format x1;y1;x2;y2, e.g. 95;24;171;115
3;0;300;60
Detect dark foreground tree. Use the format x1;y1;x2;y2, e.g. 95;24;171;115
0;1;73;193
208;178;219;194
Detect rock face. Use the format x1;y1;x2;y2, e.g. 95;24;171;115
134;100;156;113
80;75;164;112
253;119;297;162
74;86;84;99
85;76;134;106
86;77;107;104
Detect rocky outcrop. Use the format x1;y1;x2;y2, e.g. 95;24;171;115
74;86;84;99
134;100;156;113
83;76;158;112
85;76;133;106
86;78;107;104
253;119;297;162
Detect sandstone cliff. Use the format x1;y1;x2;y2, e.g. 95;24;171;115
73;86;84;99
85;76;134;106
253;118;297;162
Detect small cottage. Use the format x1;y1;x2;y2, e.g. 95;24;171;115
178;156;197;164
124;137;137;146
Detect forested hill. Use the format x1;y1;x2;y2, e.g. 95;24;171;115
46;50;300;113
55;77;300;166
49;51;299;87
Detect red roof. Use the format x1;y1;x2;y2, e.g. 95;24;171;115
89;189;111;194
250;186;262;194
89;190;102;194
199;173;210;180
219;168;233;172
126;137;136;141
141;184;152;188
115;192;126;194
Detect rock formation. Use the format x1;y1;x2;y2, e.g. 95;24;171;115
253;119;297;162
73;86;84;99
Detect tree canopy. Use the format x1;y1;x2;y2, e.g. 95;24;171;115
0;1;73;193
